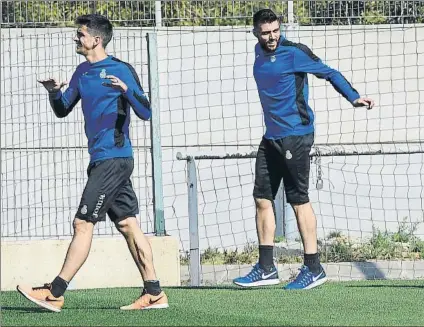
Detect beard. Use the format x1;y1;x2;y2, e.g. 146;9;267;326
75;43;85;54
260;37;279;52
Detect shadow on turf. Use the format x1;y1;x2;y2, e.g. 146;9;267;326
346;284;424;289
1;306;54;313
167;285;280;290
2;305;117;312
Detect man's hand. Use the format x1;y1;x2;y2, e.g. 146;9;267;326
353;97;375;109
102;75;128;93
37;78;68;93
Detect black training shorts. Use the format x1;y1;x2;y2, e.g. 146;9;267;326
253;133;314;205
75;157;139;223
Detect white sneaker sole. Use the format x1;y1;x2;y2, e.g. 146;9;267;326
16;286;61;313
120;303;169;310
142;303;169;310
304;277;328;290
233;278;280;287
284;277;328;290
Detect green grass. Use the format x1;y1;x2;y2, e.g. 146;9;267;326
2;280;424;326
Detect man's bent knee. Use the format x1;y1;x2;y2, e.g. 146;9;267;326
72;218;94;234
254;197;273;211
116;216;139;235
291;201;313;217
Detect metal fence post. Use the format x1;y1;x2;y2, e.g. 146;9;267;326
155;1;162;27
187;157;201;286
282;0;300;42
287;0;294;24
147;32;165;236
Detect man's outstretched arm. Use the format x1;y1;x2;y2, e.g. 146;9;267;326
290;43;374;109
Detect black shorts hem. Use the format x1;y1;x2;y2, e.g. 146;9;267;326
252;191;274;201
74;214;104;224
286;196;310;205
112;214;138;224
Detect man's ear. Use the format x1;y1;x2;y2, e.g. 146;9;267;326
252;28;258;38
94;36;102;47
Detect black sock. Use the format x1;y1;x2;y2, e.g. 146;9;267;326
304;253;321;274
144;280;162;296
51;276;69;297
258;245;274;271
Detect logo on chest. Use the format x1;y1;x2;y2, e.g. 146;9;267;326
100;69;107;79
270;55;276;63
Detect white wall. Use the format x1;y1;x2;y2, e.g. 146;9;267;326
1;25;424;252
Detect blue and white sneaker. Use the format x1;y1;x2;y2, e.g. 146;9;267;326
284;265;327;290
233;263;279;287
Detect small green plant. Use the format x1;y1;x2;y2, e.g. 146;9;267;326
180;218;424;265
274;235;286;243
180;251;190;265
391;217;420;243
202;247;225;264
222;242;259;264
277;254;303;264
327;230;343;239
411;240;424;259
321;236;356;262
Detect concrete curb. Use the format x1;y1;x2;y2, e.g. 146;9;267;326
181;260;424;285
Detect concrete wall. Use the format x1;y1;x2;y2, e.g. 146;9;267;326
1;25;424;255
1;236;180;291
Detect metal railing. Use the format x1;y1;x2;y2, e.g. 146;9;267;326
1;0;423;28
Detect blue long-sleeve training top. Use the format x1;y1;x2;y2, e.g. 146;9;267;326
254;38;360;140
49;55;151;163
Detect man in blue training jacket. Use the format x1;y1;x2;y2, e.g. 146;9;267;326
233;9;374;290
17;14;169;311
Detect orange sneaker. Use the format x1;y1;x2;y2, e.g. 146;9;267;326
17;283;64;313
120;290;169;310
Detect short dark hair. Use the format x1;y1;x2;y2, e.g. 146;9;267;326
75;14;113;48
253;9;279;29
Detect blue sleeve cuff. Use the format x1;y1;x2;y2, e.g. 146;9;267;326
348;92;361;104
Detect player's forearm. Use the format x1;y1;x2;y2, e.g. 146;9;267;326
49;91;73;118
325;71;360;104
124;89;151;120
